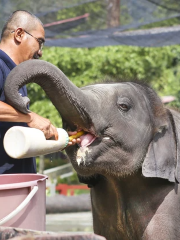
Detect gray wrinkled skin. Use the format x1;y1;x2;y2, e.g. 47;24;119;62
4;60;180;240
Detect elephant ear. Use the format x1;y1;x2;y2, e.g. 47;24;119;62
142;109;180;183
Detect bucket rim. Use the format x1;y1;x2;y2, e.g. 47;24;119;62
0;173;48;190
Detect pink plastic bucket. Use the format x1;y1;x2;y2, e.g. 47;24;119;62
0;174;48;231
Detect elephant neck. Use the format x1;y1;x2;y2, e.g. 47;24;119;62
91;169;175;239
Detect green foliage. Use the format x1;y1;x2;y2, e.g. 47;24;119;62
30;99;62;127
42;44;180;91
41;45;179;83
27;83;46;102
57;171;80;185
36;155;68;172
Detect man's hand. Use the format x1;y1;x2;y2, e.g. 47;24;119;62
68;131;81;146
27;112;58;140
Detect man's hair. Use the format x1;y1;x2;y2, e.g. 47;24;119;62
1;10;43;39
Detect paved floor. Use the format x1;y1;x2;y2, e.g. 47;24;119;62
46;211;93;233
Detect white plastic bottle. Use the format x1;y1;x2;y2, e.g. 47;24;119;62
3;126;69;159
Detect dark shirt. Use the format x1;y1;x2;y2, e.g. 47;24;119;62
0;50;36;174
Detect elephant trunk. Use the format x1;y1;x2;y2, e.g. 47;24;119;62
4;60;92;130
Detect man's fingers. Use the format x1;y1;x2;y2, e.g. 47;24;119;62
44;126;59;140
76;138;81;143
52;126;59;140
28;112;59;140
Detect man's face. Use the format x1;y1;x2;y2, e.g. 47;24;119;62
22;24;45;61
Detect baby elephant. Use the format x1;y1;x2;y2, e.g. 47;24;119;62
4;60;180;240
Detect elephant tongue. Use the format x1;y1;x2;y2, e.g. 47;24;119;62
80;133;96;147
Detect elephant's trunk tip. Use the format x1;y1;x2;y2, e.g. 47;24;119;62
11;96;31;115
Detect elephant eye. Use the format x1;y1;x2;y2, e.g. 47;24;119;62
117;97;132;112
118;103;130;112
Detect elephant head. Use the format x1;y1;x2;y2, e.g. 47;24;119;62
4;60;180;239
4;60;180;183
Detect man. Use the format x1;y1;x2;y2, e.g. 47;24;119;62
0;10;79;174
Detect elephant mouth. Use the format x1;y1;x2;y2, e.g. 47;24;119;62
65;123;112;167
75;132;97;166
65;125;97;165
71;130;111;166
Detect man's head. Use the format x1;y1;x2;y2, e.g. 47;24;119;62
0;10;45;64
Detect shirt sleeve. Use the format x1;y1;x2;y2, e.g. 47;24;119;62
0;67;6;101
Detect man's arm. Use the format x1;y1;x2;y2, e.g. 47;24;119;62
0;101;58;140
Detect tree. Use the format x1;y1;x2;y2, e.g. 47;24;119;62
107;0;120;27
